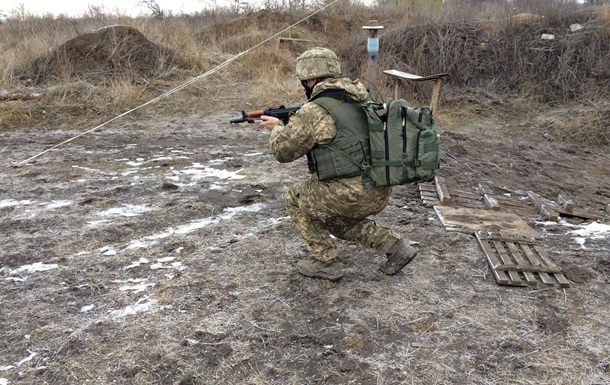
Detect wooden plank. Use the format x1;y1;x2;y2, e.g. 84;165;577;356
504;242;538;284
495;198;532;209
492;264;563;274
550;205;607;221
533;245;570;287
420;183;479;199
475;233;510;285
478;184;493;195
484;194;501;211
435;176;452;205
433;206;540;238
492;241;525;286
430;78;442;113
557;194;574;212
383;70;450;82
520;244;555;285
418;183;437;192
527;191;559;222
479;234;536;245
279;37;320;43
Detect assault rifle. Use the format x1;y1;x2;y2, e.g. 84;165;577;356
229;105;301;124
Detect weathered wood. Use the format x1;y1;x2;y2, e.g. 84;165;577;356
557;194;574;212
383;70;449;111
419;183;478;199
278;37;320;43
493;241;525;285
383;70;449;82
477;234;537;245
520;244;555;285
434;206;540;238
504;242;539;284
534;245;570;287
475;233;510;285
492;263;562;274
550;205;608;221
527;191;559;222
483;194;501;211
435;176;452;205
478;184;493;195
430;78;443;113
476;231;568;287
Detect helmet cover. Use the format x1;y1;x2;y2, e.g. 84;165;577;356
296;47;342;80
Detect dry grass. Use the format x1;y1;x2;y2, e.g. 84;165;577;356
0;2;608;132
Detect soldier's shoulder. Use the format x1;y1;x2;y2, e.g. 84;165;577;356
293;102;329;122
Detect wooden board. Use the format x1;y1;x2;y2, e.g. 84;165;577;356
433;206;540;238
418;182;483;208
475;232;569;287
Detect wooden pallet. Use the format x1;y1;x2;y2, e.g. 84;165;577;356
475;231;569;287
418;177;483;208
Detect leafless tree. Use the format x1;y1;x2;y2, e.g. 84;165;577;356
137;0;165;19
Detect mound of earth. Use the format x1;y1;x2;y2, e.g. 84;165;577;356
27;25;187;85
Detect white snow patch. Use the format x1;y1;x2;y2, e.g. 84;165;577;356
0;199;34;208
124;258;150;270
72;165;100;172
45;200;71;209
571;221;610;248
110;297;156;318
119;282;154;294
10;262;58;275
99;204;153;217
571;222;610;239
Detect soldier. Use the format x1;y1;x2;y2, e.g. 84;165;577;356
259;47;418;281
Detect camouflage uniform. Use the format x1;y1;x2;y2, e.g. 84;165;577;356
270;76;402;263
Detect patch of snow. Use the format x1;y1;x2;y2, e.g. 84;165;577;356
17;351;37;367
99;204;153;217
72;165;100;172
110;297;156;318
45;200;71;210
0;199;34;208
5;277;28;282
572;222;610;240
124;258;150;270
119;282;154;294
10;262;58;275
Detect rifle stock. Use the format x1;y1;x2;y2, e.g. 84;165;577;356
230;105;301;124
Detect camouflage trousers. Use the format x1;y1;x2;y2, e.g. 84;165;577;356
284;175;401;262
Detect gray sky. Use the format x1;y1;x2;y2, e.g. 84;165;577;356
1;0;228;17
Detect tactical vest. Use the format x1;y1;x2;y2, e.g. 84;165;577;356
308;89;371;182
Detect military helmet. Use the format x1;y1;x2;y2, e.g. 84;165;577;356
295;47;342;81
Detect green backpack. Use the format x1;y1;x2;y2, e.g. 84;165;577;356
365;99;441;186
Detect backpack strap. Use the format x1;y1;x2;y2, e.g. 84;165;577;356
310;88;347;102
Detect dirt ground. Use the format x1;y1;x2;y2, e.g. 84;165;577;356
1;78;610;384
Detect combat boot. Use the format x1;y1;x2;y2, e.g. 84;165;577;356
380;239;418;275
296;259;343;281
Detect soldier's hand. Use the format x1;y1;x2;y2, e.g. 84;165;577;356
259;115;279;131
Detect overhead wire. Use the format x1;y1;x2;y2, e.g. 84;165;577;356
14;0;342;167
